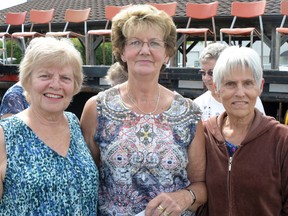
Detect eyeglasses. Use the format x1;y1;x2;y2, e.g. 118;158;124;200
199;70;213;77
126;38;166;50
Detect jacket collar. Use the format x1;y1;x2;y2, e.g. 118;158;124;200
204;109;277;145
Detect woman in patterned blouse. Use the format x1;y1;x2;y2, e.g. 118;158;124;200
0;37;99;215
81;4;206;216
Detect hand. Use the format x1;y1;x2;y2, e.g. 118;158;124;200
145;190;191;216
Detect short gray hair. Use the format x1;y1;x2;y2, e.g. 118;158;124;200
213;46;263;91
199;42;227;65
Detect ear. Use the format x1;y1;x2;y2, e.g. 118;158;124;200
121;52;126;63
213;83;221;102
259;78;265;95
164;56;170;64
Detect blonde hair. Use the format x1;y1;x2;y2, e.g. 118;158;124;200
111;4;176;71
19;37;84;103
105;62;128;86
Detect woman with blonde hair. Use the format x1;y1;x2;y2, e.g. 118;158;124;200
0;37;99;214
81;4;206;216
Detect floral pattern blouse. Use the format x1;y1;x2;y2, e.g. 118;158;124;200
95;87;201;216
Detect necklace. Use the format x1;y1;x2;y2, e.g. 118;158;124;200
127;84;160;115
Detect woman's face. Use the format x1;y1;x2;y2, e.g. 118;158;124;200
216;67;263;119
200;58;217;92
121;26;169;79
27;65;75;115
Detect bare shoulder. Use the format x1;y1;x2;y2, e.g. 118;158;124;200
81;96;98;118
80;95;98;135
85;95;98;107
161;85;176;101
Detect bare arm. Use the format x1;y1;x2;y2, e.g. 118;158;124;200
80;96;101;167
0;127;7;199
185;119;207;211
145;120;206;216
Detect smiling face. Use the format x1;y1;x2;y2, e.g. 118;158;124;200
216;67;263;120
27;65;75;115
121;26;169;79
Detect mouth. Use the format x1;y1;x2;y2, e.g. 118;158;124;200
137;59;153;63
44;93;63;99
232;101;248;106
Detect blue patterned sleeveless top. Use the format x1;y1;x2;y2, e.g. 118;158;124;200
0;112;99;215
95;87;201;216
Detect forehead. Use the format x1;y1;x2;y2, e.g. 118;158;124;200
33;65;74;74
201;59;217;69
127;25;164;39
222;67;255;82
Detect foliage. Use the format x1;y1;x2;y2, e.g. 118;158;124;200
0;38;113;66
95;43;112;65
0;40;23;64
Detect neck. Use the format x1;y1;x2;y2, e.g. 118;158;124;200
210;90;221;103
27;107;66;127
126;83;161;115
222;114;254;145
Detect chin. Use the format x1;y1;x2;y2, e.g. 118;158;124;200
229;110;250;118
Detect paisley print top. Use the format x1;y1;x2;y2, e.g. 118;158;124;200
0;84;29;118
0;112;99;215
95;87;201;216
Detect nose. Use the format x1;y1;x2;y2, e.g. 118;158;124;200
202;74;212;82
202;73;211;79
49;75;61;89
139;42;151;53
235;84;245;97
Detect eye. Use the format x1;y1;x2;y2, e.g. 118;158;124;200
200;71;206;76
129;40;141;47
225;81;236;89
61;75;73;82
39;74;49;79
149;41;161;48
243;80;255;88
207;70;213;76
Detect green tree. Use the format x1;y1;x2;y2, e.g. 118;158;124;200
0;40;23;64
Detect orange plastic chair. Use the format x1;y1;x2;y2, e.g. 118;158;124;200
148;2;177;17
0;11;27;64
12;9;54;39
176;2;218;67
86;5;129;65
275;1;288;69
11;9;54;55
46;8;90;40
220;1;266;67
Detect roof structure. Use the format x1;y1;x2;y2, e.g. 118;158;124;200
0;0;282;26
0;0;284;67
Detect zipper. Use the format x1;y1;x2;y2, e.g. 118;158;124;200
228;156;232;171
228;156;232;216
227;147;241;216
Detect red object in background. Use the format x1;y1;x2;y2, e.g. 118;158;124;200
0;74;18;82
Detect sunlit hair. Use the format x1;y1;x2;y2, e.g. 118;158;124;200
19;37;84;103
111;4;177;72
213;46;263;91
105;62;128;86
199;42;227;65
